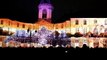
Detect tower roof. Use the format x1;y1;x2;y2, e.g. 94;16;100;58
38;0;53;9
40;0;51;4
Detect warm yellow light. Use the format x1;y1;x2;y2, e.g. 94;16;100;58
3;27;8;31
11;28;17;32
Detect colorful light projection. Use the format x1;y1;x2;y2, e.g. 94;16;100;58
38;0;53;22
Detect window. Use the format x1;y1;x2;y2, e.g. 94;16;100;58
105;19;107;25
0;27;3;34
94;20;97;24
23;24;25;28
42;9;47;19
84;20;87;25
56;25;58;29
94;27;98;34
76;28;79;32
17;23;19;27
83;28;87;34
9;21;10;25
33;26;35;29
56;27;58;29
75;20;79;25
61;24;63;28
105;28;107;32
43;14;47;19
1;20;3;24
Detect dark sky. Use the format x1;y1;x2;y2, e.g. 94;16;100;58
0;0;107;23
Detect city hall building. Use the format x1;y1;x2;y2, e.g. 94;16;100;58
0;0;107;35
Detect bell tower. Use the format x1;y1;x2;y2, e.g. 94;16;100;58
38;0;53;23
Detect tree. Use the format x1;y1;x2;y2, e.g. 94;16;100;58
0;27;3;35
99;33;104;37
74;32;83;37
27;28;31;38
104;32;107;37
66;33;72;37
54;31;60;38
86;31;93;37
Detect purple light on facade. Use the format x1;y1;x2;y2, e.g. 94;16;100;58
38;0;53;22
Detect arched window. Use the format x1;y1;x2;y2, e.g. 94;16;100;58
17;23;19;27
83;28;87;34
105;19;107;25
42;9;47;19
105;28;107;32
93;27;98;34
94;20;97;24
23;24;25;28
84;20;87;25
75;20;79;25
76;28;79;32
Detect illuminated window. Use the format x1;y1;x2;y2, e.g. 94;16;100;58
76;28;79;32
75;20;79;25
84;20;87;25
105;28;107;32
83;28;87;34
105;19;107;25
1;20;3;24
23;24;25;28
94;20;97;24
94;27;98;34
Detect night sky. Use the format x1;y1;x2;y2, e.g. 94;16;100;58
0;0;107;23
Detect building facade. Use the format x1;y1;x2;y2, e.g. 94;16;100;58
0;0;107;35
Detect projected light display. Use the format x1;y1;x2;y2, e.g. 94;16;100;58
0;0;107;48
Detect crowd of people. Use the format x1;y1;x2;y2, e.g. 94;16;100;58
1;43;107;56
